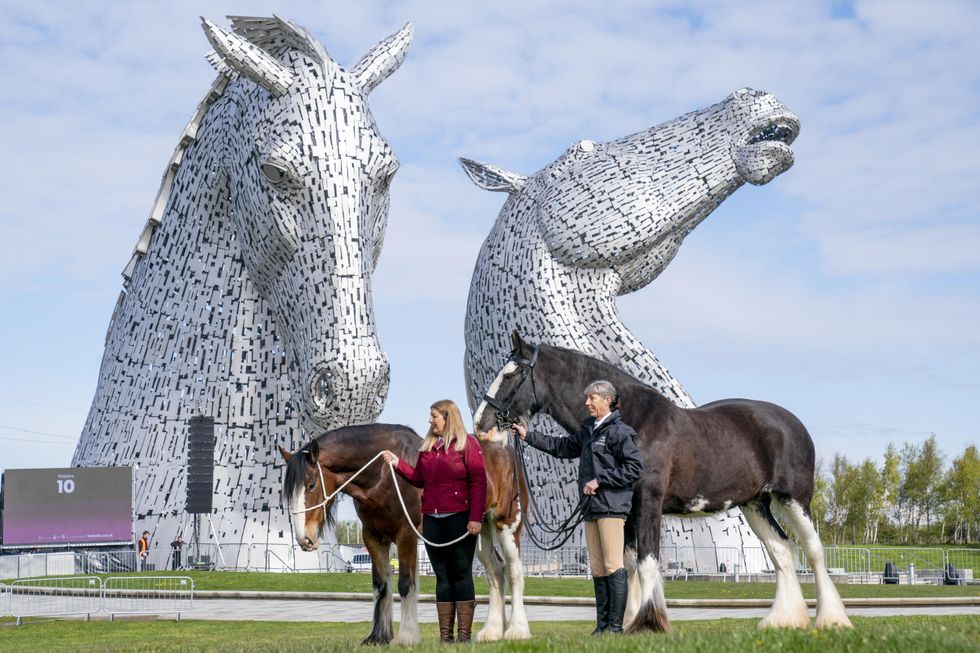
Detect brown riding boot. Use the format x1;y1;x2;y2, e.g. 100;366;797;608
436;601;456;643
455;599;476;643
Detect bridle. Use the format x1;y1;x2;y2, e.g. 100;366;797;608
483;344;589;550
482;345;540;431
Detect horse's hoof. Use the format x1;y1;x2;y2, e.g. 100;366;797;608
758;612;810;630
815;613;853;629
503;626;531;640
360;635;391;646
391;632;422;645
476;628;502;642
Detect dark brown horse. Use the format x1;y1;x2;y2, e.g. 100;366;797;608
281;422;531;643
281;424;423;645
473;333;852;633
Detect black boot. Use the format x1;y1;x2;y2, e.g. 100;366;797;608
606;568;628;633
591;575;609;635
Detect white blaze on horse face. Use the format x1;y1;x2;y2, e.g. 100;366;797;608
474;361;519;435
290;484;311;548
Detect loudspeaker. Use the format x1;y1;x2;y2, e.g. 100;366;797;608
185;416;215;514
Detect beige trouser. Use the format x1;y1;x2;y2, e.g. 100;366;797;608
584;517;626;576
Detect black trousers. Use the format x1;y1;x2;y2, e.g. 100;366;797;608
423;512;477;602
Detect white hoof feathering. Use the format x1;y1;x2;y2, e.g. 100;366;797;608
476;625;503;642
503;623;532;640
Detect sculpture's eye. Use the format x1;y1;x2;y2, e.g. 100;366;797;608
261;162;288;184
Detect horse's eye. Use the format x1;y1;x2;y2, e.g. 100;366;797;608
306;481;316;492
261;162;288;184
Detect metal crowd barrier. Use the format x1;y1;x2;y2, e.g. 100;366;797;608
9;576;103;625
2;544;975;584
4;575;193;625
103;576;193;621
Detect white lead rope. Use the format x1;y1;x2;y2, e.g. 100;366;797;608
387;459;479;550
292;451;479;550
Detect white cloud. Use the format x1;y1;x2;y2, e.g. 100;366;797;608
1;0;978;474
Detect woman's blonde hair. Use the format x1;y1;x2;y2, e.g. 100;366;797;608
419;399;469;452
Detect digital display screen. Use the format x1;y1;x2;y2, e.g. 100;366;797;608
1;467;132;547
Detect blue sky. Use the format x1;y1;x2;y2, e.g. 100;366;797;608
1;0;978;505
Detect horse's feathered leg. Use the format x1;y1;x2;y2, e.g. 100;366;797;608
623;546;642;626
475;523;505;642
392;533;421;645
742;500;810;629
624;485;671;633
362;532;394;645
772;499;851;629
498;511;530;640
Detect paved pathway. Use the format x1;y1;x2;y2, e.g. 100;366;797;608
183;598;980;622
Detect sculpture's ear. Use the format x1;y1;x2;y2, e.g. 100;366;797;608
351;23;413;94
201;17;294;96
458;158;527;194
278;445;292;463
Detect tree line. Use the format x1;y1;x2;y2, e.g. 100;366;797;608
810;436;978;546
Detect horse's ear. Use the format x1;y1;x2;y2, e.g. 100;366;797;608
278;445;292;463
351;22;413;94
511;330;523;352
459;158;527;194
306;439;320;462
201;17;294;96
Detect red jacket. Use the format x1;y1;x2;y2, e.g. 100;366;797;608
395;434;487;523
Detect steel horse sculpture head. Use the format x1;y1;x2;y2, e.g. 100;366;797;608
203;16;410;429
73;17;412;549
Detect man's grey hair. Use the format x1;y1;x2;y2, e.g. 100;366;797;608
583;379;617;401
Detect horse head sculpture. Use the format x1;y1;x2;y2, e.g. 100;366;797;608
461;88;798;300
203;16;411;429
74;16;411;549
462;88;799;559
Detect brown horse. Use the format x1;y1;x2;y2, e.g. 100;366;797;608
281;424;423;645
281;422;530;643
473;333;852;633
472;435;530;640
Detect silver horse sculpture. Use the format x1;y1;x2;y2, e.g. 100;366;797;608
73;16;411;550
465;89;800;625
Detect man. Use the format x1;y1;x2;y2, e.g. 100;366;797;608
137;530;150;571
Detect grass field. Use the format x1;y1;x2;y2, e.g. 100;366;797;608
13;570;974;599
0;616;976;653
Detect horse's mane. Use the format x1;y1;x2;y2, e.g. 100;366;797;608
538;341;674;408
120;16;329;288
281;424;421;504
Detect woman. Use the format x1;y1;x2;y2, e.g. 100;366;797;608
381;399;487;643
513;380;642;634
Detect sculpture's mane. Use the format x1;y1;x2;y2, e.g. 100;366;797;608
119;16;328;293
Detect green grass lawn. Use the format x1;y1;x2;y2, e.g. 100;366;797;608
0;616;976;653
17;570;972;600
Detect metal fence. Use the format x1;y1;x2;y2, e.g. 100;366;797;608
4;575;193;625
2;543;975;584
9;576;103;625
103;576;193;620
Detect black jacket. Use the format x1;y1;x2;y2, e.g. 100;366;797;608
525;410;643;518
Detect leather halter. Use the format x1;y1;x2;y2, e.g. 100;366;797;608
482;345;540;430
